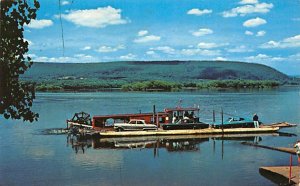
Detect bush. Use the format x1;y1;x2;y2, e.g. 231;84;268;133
196;80;280;89
121;80;182;91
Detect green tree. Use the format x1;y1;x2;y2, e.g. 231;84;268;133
0;0;40;122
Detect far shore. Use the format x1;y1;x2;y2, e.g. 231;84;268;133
34;84;300;93
30;79;293;92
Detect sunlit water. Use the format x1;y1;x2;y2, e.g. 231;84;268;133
0;87;299;185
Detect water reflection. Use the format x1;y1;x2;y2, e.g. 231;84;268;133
67;134;91;154
259;168;294;185
66;134;270;156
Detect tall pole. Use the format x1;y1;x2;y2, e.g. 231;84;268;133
289;154;292;184
222;139;224;160
153;105;156;124
156;113;159;128
221;108;224;133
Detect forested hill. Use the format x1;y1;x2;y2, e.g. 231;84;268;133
23;61;290;83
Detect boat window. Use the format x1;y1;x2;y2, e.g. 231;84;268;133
159;117;165;122
105;118;115;126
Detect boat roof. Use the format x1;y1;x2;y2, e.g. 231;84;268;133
164;107;200;112
93;112;167;119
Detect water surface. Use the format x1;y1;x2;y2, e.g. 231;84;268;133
1;87;299;185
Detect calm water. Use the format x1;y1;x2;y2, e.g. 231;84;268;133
1;87;300;186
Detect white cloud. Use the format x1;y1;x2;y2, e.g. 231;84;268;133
197;42;228;49
245;30;254;35
239;0;258;4
74;54;93;58
222;2;273;17
138;30;149;37
150;46;175;54
246;53;269;60
26;19;53;29
260;34;300;48
96;45;125;53
81;46;91;50
256;30;266;37
181;48;221;56
198;42;218;49
245;54;285;62
243;17;266;27
30;54;98;63
227;45;253;53
187;9;212;16
120;53;136;60
191;28;213;37
146;51;156;55
260;40;280;48
215;57;227;61
61;1;70;5
134;35;161;43
61;6;127;28
289;53;300;61
283;35;300;47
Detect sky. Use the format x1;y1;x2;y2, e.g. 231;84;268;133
24;0;300;75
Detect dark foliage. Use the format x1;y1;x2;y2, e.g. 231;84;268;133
198;67;238;79
0;0;40;122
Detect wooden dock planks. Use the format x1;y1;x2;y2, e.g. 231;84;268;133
99;127;280;137
260;166;300;185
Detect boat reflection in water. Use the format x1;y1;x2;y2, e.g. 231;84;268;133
67;133;269;155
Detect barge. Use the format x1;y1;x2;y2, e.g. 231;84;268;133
66;105;295;137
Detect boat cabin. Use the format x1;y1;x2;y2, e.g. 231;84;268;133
92;112;169;130
164;107;200;124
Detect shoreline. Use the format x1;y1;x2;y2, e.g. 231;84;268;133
33;85;300;93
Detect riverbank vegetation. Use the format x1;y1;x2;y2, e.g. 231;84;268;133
34;79;125;91
121;80;182;91
196;80;280;89
34;79;281;92
121;80;280;91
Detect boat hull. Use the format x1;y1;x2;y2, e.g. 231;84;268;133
162;123;209;130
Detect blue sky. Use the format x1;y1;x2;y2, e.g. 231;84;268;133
24;0;300;75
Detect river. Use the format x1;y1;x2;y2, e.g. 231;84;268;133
0;87;299;185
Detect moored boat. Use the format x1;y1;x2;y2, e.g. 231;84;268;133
161;107;210;130
212;117;261;129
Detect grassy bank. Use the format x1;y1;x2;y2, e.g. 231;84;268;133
34;79;280;92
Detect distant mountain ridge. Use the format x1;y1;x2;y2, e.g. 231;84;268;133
23;61;290;83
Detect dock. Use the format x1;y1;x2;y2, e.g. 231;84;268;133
260;122;297;128
99;127;280;137
260;166;300;185
241;142;297;155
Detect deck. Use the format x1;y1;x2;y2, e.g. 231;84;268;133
98;127;280;137
260;166;300;185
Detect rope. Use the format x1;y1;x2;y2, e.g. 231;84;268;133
58;0;65;56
